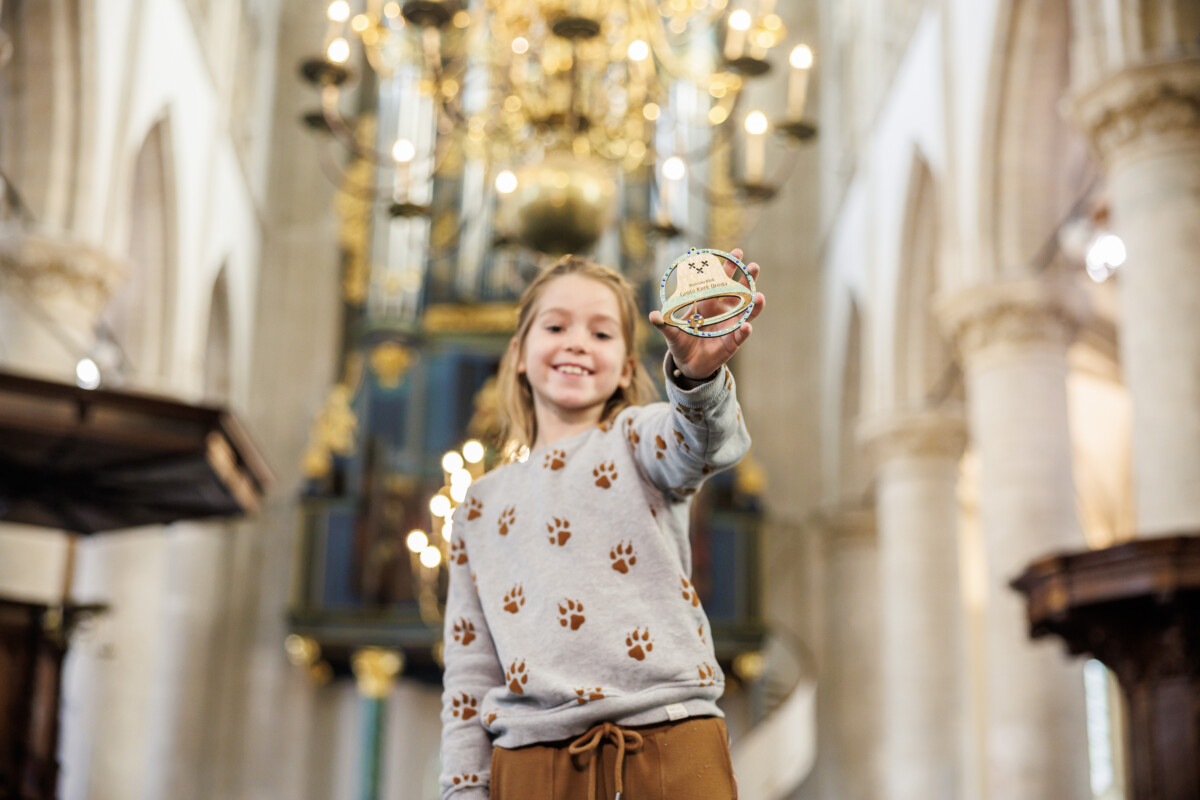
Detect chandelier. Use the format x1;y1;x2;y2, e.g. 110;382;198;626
301;0;816;254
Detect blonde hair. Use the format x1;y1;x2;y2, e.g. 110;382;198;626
497;255;658;449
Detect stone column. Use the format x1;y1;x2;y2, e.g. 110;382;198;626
1072;56;1200;535
860;411;966;800
938;280;1091;800
819;508;882;800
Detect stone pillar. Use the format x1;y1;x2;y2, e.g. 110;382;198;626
1072;56;1200;535
860;411;966;800
819;508;881;800
938;280;1091;800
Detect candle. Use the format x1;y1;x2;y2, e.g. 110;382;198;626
724;9;751;61
744;110;767;183
788;45;814;120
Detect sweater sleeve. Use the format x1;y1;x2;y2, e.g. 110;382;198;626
623;355;752;500
439;496;504;800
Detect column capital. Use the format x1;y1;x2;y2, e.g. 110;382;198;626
0;231;124;312
936;278;1087;363
1071;56;1200;168
858;409;967;463
817;506;877;551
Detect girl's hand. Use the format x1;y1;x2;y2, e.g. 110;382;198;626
648;248;766;380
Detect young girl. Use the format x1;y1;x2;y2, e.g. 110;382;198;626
440;251;765;799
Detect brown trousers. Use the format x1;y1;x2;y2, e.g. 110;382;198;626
490;717;738;800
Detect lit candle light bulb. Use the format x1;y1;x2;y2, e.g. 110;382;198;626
744;110;768;184
788;45;813;120
724;10;751;61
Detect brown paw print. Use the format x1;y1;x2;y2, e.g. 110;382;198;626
452;617;476;646
649;505;657;518
680;576;700;608
593;461;618;488
503;584;525;613
654;435;668;460
506;659;529;694
546;517;571;546
452;774;480;787
610;541;637;574
701;463;713;476
574;686;605;704
725;369;733;391
625;627;654;661
464;496;483;521
451;692;478;720
557;598;585;630
471;571;478;590
673;429;691;453
599;419;615;432
625;419;640;446
698;663;717;687
498;505;516;536
670;485;699;500
450;538;468;565
698;623;707;644
675;403;704;424
484;711;498;726
542;449;566;470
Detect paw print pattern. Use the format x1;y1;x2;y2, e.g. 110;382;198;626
672;429;690;453
498;505;516;536
503;584;525;613
654;435;668;460
464;496;483;521
506;659;529;694
699;623;707;644
452;617;477;645
575;686;605;704
649;505;657;518
701;464;714;476
624;418;640;448
669;485;699;501
675;403;704;425
485;712;498;726
557;598;586;630
452;774;480;787
625;627;654;661
725;369;734;391
698;663;717;687
610;541;637;574
451;692;479;720
449;538;468;565
593;461;618;488
680;576;700;608
599;419;615;432
543;449;566;470
546;517;572;546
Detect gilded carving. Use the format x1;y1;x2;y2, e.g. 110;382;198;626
369;341;416;388
351;647;404;699
301;383;359;479
422;302;519;334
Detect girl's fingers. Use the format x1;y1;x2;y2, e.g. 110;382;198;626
747;292;766;321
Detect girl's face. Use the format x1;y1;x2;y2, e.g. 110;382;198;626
518;274;634;428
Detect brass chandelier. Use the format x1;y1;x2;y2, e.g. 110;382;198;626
301;0;816;254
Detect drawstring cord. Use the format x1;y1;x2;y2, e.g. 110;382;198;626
567;722;645;800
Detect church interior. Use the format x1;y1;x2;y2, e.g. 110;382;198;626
1;0;1198;798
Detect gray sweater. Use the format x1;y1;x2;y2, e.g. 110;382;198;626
439;362;751;798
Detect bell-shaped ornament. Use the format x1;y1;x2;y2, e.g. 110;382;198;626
659;248;756;337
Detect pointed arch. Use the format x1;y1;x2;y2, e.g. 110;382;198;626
203;264;232;403
894;154;954;411
981;0;1095;279
103;115;178;386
